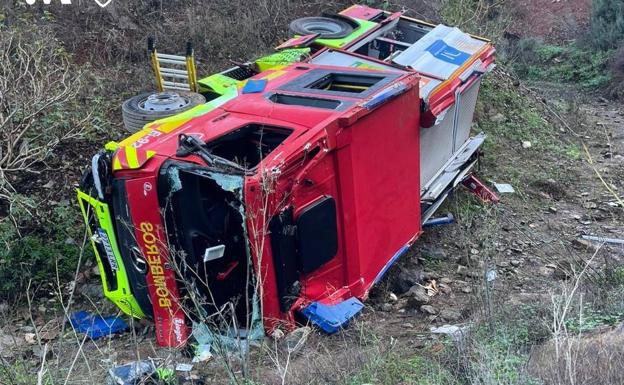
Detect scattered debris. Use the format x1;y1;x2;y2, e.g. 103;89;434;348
175;363;193;372
423;280;439;296
493;183;515;193
431;324;470;342
581;235;624;245
192;344;213;363
388;292;398;303
24;333;37;345
486;269;498;282
522;141;532;148
284;327;311;355
70;311;128;339
456;265;469;276
108;361;156;385
420;305;437;315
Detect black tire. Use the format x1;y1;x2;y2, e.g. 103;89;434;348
289;16;354;39
121;91;205;132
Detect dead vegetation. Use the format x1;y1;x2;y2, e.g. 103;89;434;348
0;26;84;209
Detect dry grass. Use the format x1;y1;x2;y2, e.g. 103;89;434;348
529;327;624;385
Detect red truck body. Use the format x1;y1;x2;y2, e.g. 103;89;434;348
78;5;495;347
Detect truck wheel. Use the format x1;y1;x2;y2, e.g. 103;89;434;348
121;91;205;133
289;17;354;39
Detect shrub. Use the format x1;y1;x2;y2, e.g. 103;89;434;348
590;0;624;51
609;46;624;98
0;201;89;299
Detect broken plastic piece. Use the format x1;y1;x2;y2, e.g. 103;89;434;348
108;361;155;385
242;79;267;94
300;297;364;334
175;363;193;372
430;324;470;343
192;344;213;363
70;311;128;339
461;174;499;203
493;182;515;193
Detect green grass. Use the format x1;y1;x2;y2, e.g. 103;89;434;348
347;351;460;385
476;75;556;148
512;40;614;89
0;199;90;298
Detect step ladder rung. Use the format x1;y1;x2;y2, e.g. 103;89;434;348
161;73;189;80
159;67;189;75
156;53;186;61
164;86;192;91
157;58;187;65
163;80;191;89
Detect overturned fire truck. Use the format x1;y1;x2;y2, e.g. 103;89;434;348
77;5;497;347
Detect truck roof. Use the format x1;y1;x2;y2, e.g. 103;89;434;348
111;63;416;173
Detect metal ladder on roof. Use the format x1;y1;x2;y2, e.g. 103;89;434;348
148;38;198;92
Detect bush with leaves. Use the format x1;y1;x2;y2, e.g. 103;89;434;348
591;0;624;51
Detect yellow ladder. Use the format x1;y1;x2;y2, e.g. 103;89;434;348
148;38;198;92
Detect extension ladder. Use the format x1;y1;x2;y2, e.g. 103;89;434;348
148;38;198;92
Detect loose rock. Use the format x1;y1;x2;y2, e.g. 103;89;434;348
420;305;437;315
439;309;462;322
392;265;423;294
406;285;430;308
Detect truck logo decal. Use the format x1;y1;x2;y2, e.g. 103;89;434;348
139;221;172;309
96;229;118;271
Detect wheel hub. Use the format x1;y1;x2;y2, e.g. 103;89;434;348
141;92;189;112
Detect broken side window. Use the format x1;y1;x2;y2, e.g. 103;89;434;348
206;124;292;169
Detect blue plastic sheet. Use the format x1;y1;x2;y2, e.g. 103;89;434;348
70;311;128;339
300;297;364;334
